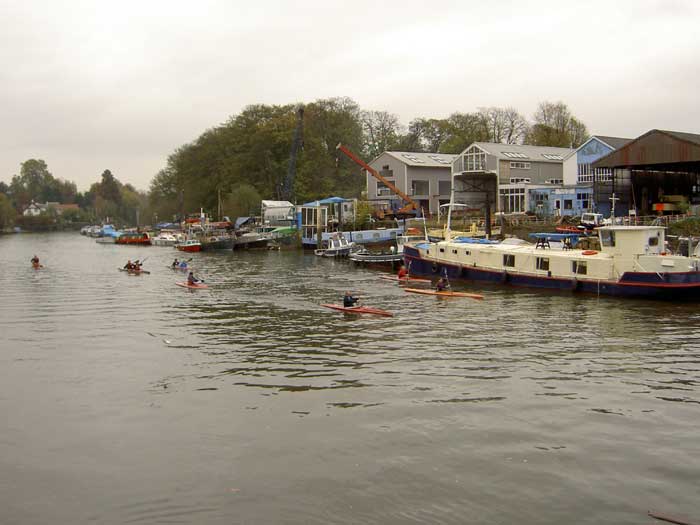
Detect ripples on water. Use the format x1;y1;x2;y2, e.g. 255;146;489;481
1;233;699;524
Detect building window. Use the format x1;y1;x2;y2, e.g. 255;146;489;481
503;254;515;267
438;180;451;196
454;145;486;172
578;163;593;183
536;257;549;271
411;180;429;195
572;261;587;275
564;200;573;210
600;230;615;247
377;180;394;196
510;161;531;170
382;165;390;170
577;192;590;209
503;152;529;159
509;177;531;184
499;187;526;213
546;179;563;184
542;153;564;160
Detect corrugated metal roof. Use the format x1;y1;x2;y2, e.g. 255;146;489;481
261;200;293;207
385;151;458;167
660;130;700;146
472;142;574;162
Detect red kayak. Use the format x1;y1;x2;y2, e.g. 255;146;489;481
176;281;208;289
320;303;393;317
404;288;483;300
379;275;431;284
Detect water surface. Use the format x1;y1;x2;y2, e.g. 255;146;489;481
1;233;699;524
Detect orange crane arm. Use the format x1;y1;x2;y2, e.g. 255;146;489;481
336;143;418;211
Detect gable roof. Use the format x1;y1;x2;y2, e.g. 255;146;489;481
384;151;458;167
592;129;700;169
471;142;574;163
594;135;633;150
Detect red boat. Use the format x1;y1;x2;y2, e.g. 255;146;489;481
115;232;151;245
176;240;201;252
320;303;393;317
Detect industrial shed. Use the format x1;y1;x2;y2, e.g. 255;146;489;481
592;129;700;216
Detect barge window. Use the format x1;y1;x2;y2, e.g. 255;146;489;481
465;250;471;256
600;230;615;247
536;257;549;271
452;249;458;254
439;248;445;253
572;261;587;275
649;236;659;247
503;254;515;267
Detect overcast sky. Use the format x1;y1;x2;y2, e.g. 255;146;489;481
2;0;699;191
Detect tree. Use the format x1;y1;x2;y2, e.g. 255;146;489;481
222;183;262;218
525;101;589;148
361;110;402;160
479;107;528;144
0;193;16;229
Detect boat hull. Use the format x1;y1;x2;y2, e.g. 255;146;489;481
403;246;700;300
176;244;201;253
175;282;208;289
320;303;393;317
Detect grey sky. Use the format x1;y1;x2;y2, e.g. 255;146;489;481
2;0;699;191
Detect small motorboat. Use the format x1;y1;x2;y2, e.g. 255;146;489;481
176;239;202;253
403;288;483;300
314;233;355;257
320;303;393;317
175;281;208;289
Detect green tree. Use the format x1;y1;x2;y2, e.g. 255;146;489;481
525;101;589;148
0;193;17;229
222;183;262;218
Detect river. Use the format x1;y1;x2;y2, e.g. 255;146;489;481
1;232;699;524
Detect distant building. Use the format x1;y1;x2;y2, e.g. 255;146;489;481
451;143;575;216
23;201;79;217
261;200;295;226
367;151;458;215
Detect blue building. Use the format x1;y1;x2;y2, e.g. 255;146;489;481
528;186;594;218
563;135;632;216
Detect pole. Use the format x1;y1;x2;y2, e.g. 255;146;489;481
316;201;322;248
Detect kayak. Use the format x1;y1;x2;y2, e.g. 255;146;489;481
404;288;484;300
32;263;43;269
321;303;393;317
176;281;208;289
379;275;431;284
118;268;151;275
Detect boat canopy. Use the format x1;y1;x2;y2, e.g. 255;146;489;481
302;196;352;206
453;237;500;244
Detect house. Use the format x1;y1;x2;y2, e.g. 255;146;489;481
22;201;79;217
562;135;632;186
367;151;458;215
451;143;575;216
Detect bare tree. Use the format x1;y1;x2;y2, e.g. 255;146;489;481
361;110;403;159
478;107;528;144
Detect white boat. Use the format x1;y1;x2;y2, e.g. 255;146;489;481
152;232;181;247
403;226;700;300
314;233;356;257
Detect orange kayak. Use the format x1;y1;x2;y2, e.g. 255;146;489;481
321;303;393;317
403;288;483;300
176;281;208;289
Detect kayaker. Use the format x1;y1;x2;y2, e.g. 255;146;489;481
31;255;40;265
187;271;200;285
343;291;359;308
124;260;134;270
171;258;179;269
436;277;450;292
397;265;408;279
179;260;188;269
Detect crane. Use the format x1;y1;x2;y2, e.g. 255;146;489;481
335;143;418;217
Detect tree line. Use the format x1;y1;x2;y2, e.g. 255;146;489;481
0;98;588;230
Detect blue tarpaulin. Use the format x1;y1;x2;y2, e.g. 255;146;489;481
235;217;254;229
301;197;351;207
